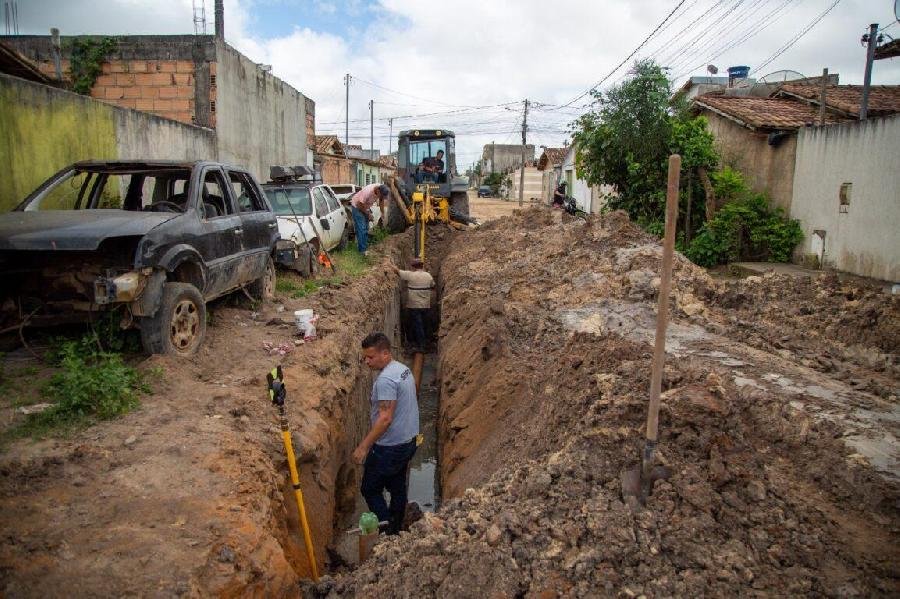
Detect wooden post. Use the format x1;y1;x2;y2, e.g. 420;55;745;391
646;154;681;444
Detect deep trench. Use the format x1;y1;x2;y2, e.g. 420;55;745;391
326;233;448;569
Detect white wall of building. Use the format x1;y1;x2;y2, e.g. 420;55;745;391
215;42;309;182
791;115;900;282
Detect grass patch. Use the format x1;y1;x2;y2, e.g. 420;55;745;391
276;245;380;300
1;333;150;445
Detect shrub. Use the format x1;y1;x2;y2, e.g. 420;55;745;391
28;341;144;428
686;193;803;267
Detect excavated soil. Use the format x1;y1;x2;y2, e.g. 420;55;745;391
320;209;899;598
0;235;413;597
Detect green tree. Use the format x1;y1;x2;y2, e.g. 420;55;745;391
572;60;717;231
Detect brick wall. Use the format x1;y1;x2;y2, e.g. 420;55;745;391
88;59;197;125
319;155;352;185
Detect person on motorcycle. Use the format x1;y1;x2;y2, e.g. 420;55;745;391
552;181;567;207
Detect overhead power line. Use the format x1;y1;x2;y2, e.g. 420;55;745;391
750;0;843;76
552;0;689;110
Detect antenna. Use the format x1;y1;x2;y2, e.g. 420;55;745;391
4;1;19;35
192;0;207;35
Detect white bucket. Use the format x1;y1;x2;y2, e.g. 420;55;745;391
294;309;317;339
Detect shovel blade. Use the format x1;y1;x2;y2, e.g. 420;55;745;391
620;465;673;504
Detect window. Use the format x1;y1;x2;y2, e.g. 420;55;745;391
312;187;329;217
25;169;193;211
408;140;447;173
365;173;371;185
201;169;233;218
264;187;313;216
330;185;354;195
322;187;342;212
229;170;266;212
839;182;851;214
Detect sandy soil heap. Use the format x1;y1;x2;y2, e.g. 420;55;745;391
321;209;899;598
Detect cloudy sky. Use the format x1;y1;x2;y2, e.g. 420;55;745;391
11;0;900;167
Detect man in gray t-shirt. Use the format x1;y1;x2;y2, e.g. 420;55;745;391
353;332;420;534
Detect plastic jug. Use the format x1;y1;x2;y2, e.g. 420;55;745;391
294;309;317;338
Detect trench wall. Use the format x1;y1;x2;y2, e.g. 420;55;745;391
0;73;217;212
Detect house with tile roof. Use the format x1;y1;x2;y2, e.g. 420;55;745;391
693;85;900;280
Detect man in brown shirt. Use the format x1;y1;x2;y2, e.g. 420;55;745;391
391;258;434;351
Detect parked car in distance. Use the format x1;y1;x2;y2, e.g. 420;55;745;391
262;179;350;277
0;160;279;355
477;185;492;198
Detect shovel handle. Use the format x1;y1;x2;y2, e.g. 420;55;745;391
646;155;681;443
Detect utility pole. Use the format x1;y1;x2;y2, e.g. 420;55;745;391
369;100;374;156
388;118;393;155
818;67;828;126
860;23;878;121
344;73;351;144
518;99;528;207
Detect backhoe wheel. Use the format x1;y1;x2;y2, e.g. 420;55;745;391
450;191;470;219
139;282;207;355
248;256;276;301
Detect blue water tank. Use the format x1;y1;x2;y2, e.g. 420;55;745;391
728;65;750;79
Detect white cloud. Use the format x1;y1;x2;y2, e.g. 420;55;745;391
12;0;900;166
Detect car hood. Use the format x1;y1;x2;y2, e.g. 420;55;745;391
277;215;317;242
0;210;179;251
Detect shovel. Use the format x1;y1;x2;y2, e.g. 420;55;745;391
621;154;681;505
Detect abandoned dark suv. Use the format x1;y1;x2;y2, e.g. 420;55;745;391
0;160;280;355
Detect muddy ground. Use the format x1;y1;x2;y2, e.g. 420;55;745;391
0;235;413;597
322;209;898;597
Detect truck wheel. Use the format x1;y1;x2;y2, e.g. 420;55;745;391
248;256;276;301
450;191;470;218
139;282;207;355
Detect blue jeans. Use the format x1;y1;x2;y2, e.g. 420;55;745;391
351;205;369;253
360;438;417;534
408;308;426;349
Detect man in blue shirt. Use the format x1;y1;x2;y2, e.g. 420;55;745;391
353;332;420;534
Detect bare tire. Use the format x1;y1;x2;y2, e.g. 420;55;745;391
295;242;319;278
336;225;350;251
139;282;206;355
248;256;276;300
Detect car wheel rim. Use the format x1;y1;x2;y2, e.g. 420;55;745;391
170;299;200;351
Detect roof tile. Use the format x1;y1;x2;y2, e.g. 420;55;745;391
778;83;900;117
694;95;847;129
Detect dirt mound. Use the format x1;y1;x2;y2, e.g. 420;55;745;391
321;209;899;597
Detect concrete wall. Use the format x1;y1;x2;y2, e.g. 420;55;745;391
791;115;900;281
0;73;215;211
214;42;308;181
481;144;535;174
703;112;797;211
508;166;543;201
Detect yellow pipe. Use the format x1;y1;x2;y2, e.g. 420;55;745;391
280;414;319;581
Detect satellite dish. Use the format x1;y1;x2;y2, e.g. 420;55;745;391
707;65;719;75
758;69;806;84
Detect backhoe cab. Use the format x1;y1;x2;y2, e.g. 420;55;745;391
396;129;470;220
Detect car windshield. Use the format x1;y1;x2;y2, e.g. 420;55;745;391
23;167;192;211
330;185;354;195
264;186;313;216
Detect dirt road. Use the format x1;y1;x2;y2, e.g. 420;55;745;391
326;209;899;597
469;192;541;222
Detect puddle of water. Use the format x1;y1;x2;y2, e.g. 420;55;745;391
408;354;440;512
